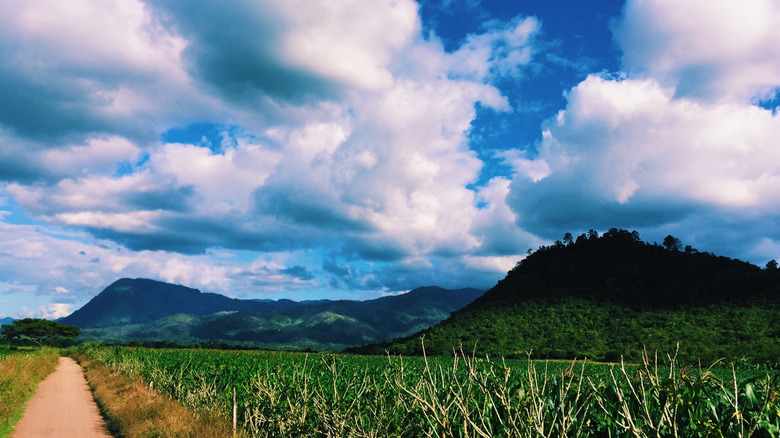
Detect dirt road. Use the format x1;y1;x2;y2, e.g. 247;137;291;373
12;356;111;438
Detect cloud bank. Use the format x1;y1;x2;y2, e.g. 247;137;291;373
0;0;540;316
1;0;779;318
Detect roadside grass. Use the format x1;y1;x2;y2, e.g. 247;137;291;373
0;346;59;438
71;352;240;438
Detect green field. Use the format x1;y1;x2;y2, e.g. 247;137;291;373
73;343;780;437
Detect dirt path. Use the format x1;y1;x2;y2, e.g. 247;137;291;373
12;356;111;438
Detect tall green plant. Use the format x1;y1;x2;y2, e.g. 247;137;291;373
76;344;780;437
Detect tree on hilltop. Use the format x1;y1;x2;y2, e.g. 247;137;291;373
663;235;682;251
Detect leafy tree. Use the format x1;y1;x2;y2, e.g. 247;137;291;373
766;259;778;270
0;318;80;346
663;234;682;251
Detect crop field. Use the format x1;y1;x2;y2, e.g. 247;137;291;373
74;343;780;437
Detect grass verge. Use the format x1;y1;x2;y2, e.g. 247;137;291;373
71;353;240;438
0;347;59;437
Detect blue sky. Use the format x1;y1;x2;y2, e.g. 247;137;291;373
1;0;779;319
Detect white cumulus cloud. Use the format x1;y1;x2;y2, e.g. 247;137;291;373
504;0;780;261
614;0;780;102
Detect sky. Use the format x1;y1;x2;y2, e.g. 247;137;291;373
1;0;779;320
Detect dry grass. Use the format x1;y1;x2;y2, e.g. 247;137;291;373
0;347;59;437
72;353;241;438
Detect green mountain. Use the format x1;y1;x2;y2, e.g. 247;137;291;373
186;286;483;347
61;278;307;328
66;279;484;350
351;229;780;363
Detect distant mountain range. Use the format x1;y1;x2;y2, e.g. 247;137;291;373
352;229;780;363
54;229;780;363
0;317;15;326
62;278;484;351
61;278;309;328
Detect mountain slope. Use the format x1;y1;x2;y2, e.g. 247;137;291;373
67;279;484;350
186;286;484;347
352;229;780;363
61;278;310;328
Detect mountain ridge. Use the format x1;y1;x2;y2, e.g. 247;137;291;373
61;278;312;328
63;278;484;350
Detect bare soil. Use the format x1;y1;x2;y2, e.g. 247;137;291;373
12;356;110;437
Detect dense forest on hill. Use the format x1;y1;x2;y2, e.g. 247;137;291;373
352;229;780;363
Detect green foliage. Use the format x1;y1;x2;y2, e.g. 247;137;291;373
0;319;80;347
359;229;780;363
75;344;780;437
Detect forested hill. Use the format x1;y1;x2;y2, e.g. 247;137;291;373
351;229;780;363
61;278;307;328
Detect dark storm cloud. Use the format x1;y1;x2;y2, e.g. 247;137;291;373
342;238;408;262
146;0;343;107
649;211;780;264
86;227;212;254
280;265;315;281
0;144;44;183
472;221;537;256
122;185;196;212
506;178;697;240
322;259;359;289
253;183;371;231
0;62;156;144
0;70;103;141
87;212;329;255
322;259;350;277
0;135;135;185
368;260;499;292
